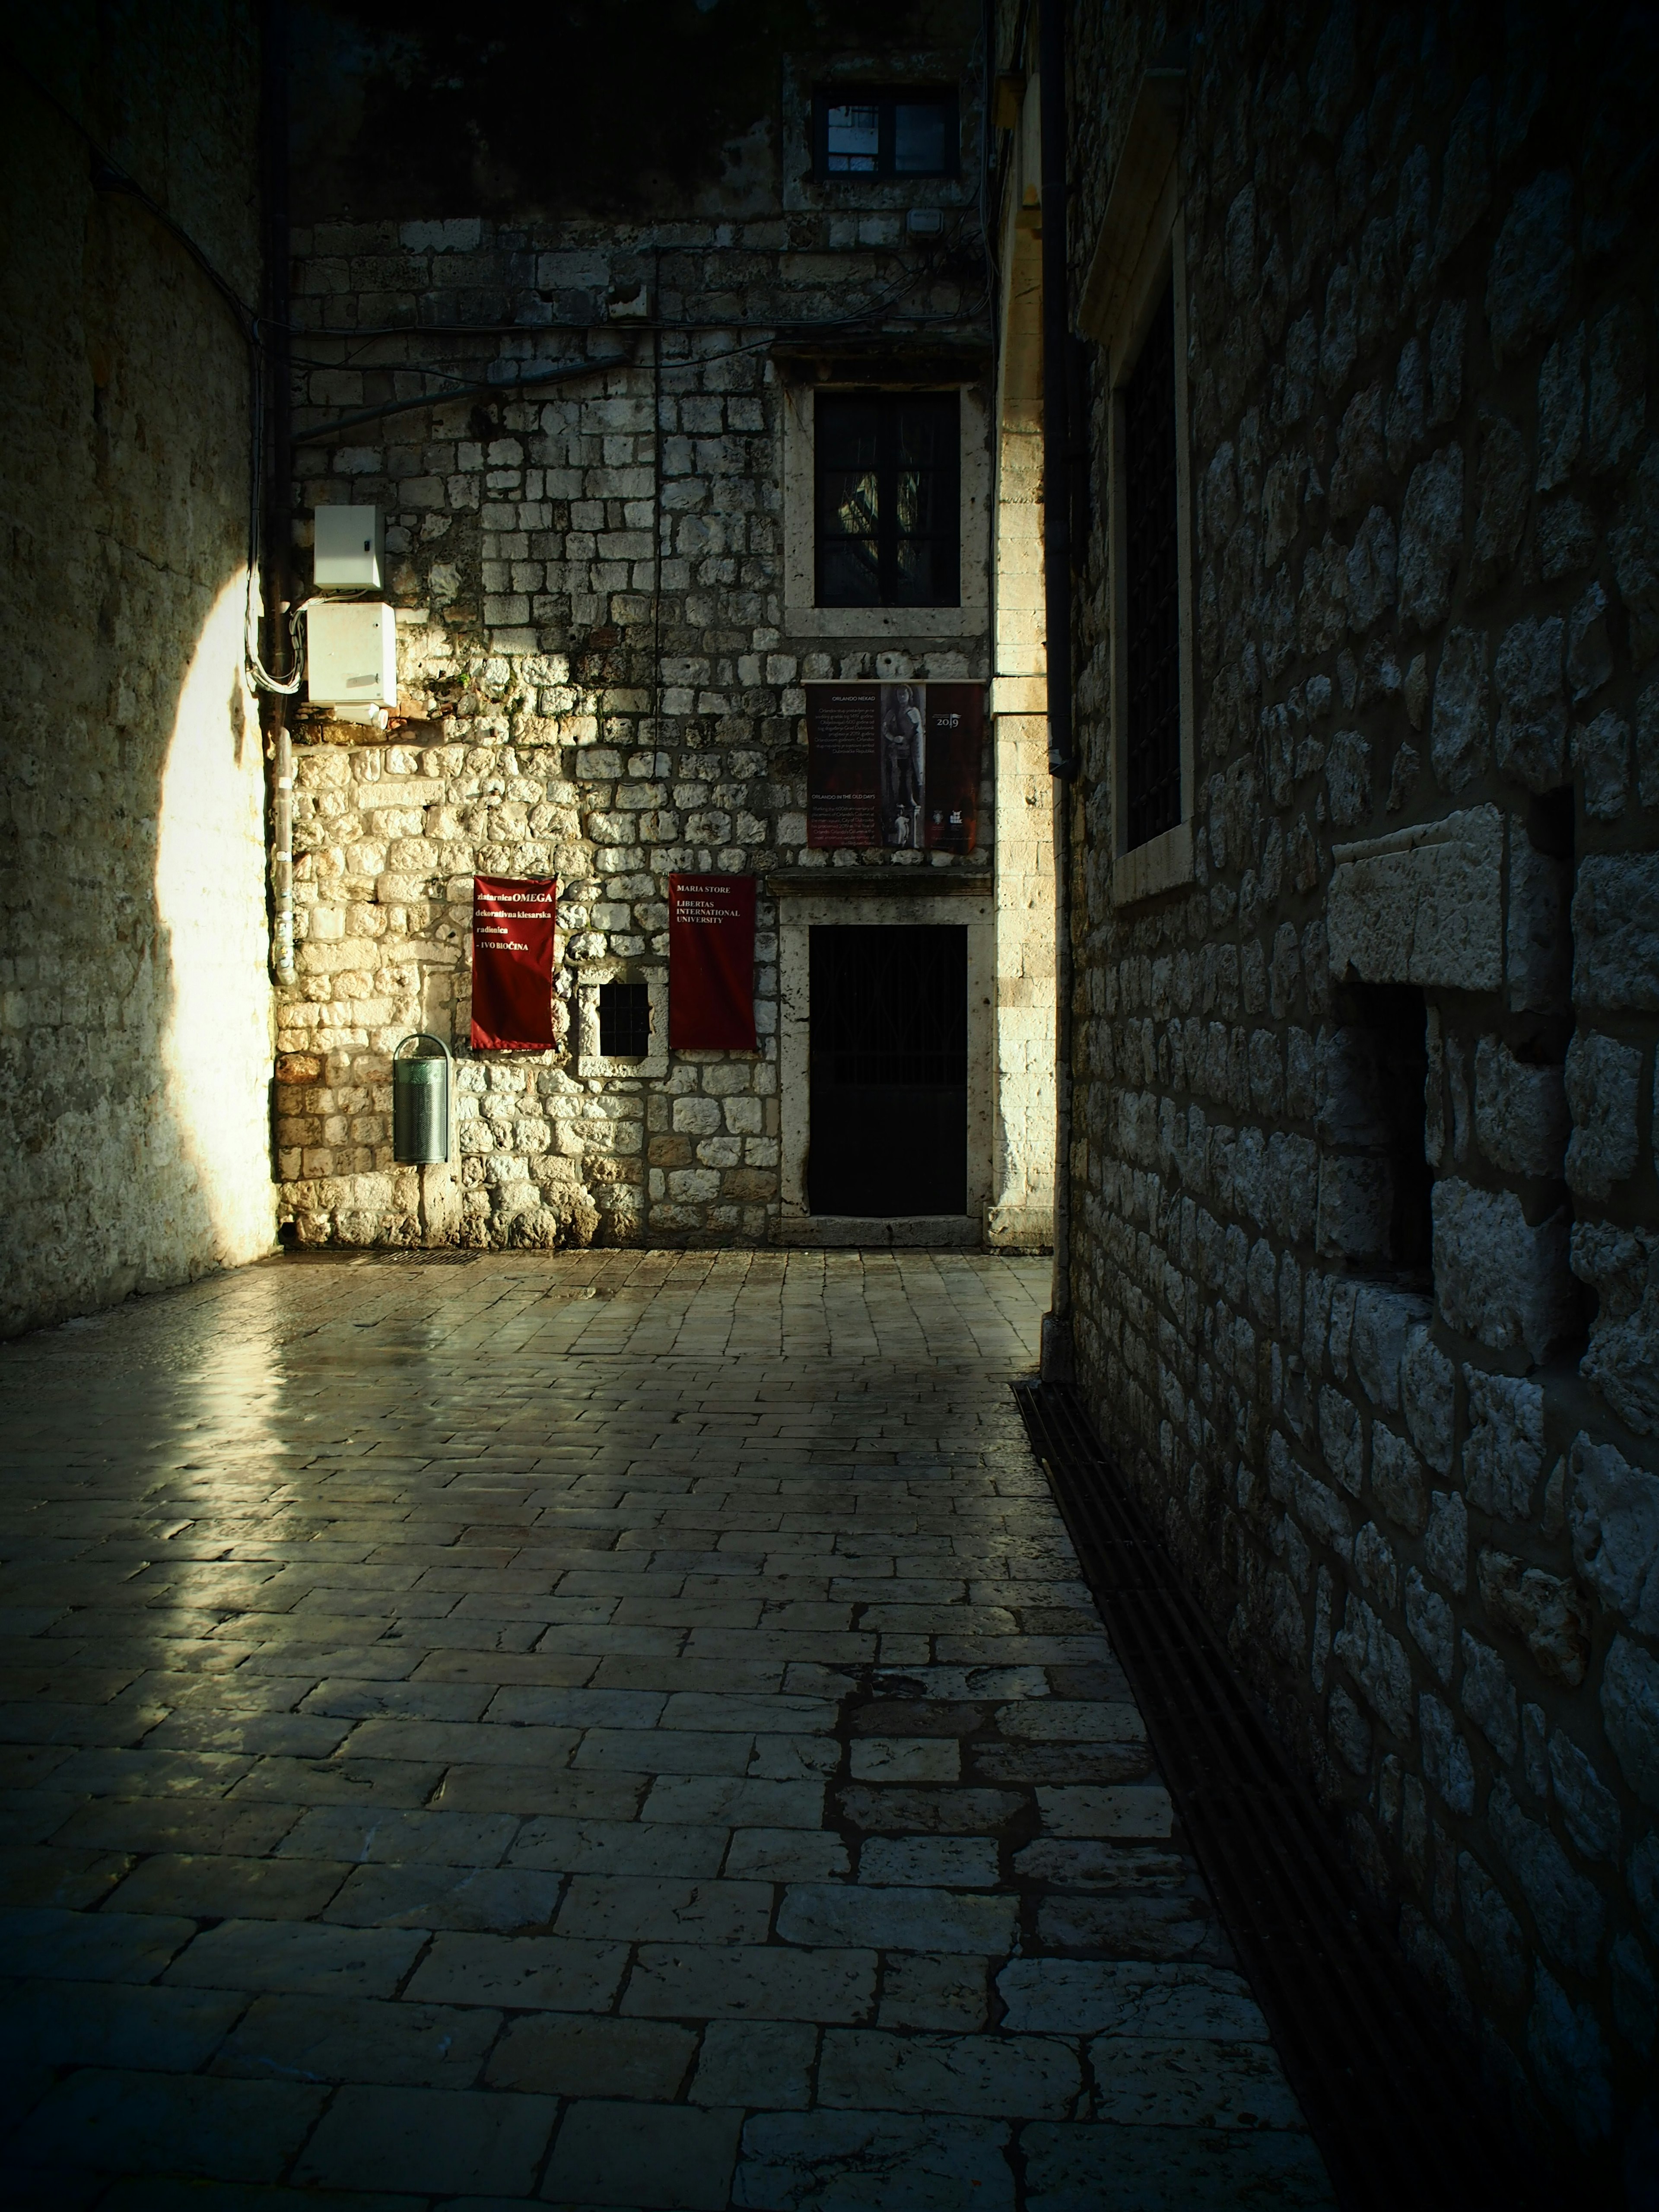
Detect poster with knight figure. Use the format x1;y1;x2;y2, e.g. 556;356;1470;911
806;681;983;855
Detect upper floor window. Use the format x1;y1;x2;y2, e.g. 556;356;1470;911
814;87;958;178
815;391;960;608
1122;277;1181;852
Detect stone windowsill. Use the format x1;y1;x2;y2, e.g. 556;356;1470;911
1112;820;1193;909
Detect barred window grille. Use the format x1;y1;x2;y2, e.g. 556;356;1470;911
1122;279;1182;851
816;391;960;609
598;981;650;1058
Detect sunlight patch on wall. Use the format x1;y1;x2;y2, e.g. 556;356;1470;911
155;574;276;1265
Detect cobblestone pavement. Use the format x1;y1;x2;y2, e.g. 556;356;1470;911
0;1251;1335;2209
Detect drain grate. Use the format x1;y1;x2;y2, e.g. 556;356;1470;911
1012;1378;1549;2212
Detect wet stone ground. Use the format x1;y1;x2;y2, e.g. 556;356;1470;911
0;1249;1335;2209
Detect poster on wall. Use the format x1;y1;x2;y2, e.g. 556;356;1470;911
669;874;757;1051
806;682;984;853
470;876;556;1050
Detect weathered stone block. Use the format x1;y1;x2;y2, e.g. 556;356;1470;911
1430;627;1489;793
1316;1154;1392;1262
1470;408;1528;597
1572;853;1659;1011
1600;1636;1659;1813
1371;1425;1427;1535
1421;1692;1475;1813
1490;1779;1605;1976
1460;1630;1520;1761
671;1096;723;1137
1473;1036;1568;1177
1317;1385;1364;1496
1330;386;1386;519
1611;441;1659;667
1402;1326;1456;1474
1478;1550;1591;1687
1352;1287;1432;1413
1548;1733;1621;1863
1631;1832;1659;1949
1325;728;1372;823
1332;1591;1413;1738
1637;679;1659;809
1572;711;1628;820
1328;1682;1373;1774
1327;807;1503;990
1424;1490;1468;1594
1587;300;1647;476
1485;171;1575;368
1505;841;1572;1014
1493;616;1567;791
1572;1221;1659;1438
1397;445;1465;631
1536;324;1584;491
1564;1033;1641;1200
1406;1566;1456;1683
1434;1182;1575;1360
1463;1367;1545;1519
1569;1433;1659;1637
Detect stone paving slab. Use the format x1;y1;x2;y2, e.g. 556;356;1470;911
0;1249;1334;2206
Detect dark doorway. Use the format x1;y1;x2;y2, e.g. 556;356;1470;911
808;925;968;1216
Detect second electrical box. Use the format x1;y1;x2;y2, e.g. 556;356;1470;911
306;601;397;716
313;505;383;590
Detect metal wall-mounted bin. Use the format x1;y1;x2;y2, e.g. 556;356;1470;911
392;1033;453;1164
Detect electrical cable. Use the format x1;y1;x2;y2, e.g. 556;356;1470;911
8;41;995;699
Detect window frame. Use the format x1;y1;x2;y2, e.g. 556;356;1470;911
813;388;963;611
574;965;667;1081
1105;203;1195;905
812;85;960;181
1076;67;1195;909
781;377;989;639
597;979;652;1060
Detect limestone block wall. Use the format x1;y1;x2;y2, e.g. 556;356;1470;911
0;6;274;1336
277;190;1018;1249
1057;0;1659;2173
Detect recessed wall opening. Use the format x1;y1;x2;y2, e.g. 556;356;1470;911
807;924;967;1216
598;981;651;1059
1344;980;1433;1277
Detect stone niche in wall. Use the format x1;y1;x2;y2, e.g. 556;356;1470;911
1325;802;1582;1366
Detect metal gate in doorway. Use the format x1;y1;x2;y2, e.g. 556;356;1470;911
807;924;967;1217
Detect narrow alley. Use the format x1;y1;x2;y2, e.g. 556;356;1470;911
5;0;1656;2197
0;1252;1331;2206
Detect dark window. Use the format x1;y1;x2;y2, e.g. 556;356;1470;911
598;981;650;1058
1122;278;1182;851
814;88;957;178
1327;983;1433;1280
816;391;960;608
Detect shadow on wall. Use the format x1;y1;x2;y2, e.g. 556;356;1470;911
0;11;276;1338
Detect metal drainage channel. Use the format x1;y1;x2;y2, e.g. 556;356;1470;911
1012;1379;1549;2212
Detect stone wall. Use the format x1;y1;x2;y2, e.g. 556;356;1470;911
276;15;1053;1251
1053;0;1659;2176
0;5;275;1337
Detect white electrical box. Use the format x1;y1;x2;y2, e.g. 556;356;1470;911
306;600;397;717
313;505;383;590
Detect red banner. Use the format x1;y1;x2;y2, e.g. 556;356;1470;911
470;876;556;1050
669;874;757;1051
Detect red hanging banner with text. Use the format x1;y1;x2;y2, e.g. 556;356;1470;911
470;876;556;1050
669;874;757;1052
